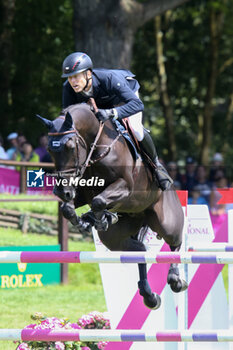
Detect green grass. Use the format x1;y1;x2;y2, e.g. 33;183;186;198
0;193;89;216
0;196;230;349
0;194;58;215
0;227;106;350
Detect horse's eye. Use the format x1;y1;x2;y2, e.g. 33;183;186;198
66;139;76;149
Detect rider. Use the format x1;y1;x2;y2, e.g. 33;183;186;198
61;52;172;191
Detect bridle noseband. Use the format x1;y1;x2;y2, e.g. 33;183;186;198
49;115;121;181
48;121;106;180
48;125;88;178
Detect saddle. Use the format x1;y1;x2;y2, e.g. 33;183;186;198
112;118;140;161
113;118;156;171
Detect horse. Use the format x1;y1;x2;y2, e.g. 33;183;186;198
37;102;188;310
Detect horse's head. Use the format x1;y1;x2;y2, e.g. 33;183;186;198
36;111;87;202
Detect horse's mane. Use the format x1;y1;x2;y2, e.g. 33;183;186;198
60;103;91;117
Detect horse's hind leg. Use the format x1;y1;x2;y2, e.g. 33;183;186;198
147;190;188;293
123;236;161;310
98;214;161;310
167;244;188;293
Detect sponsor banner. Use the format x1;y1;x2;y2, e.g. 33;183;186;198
0;245;60;289
0;167;20;195
187;205;214;242
0;167;52;194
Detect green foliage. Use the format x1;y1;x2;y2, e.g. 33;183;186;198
132;0;233;162
1;0;233;163
6;0;74;144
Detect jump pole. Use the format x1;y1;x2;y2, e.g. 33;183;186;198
188;243;233;252
0;251;233;264
1;329;233;342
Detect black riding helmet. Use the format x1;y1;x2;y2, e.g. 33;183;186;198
61;52;93;78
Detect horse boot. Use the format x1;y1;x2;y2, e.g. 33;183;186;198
139;130;173;191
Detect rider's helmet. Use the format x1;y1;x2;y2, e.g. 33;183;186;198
61;52;93;78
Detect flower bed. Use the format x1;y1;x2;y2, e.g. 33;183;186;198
15;311;110;350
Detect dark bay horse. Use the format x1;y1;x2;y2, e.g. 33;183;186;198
37;103;187;309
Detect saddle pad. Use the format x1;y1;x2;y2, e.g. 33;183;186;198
113;119;139;161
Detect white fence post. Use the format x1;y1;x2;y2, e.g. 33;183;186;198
228;210;233;350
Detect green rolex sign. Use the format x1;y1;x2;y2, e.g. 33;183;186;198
0;245;60;289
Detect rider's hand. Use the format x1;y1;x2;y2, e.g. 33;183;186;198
95;108;116;123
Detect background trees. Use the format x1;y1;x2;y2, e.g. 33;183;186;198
133;0;233;164
0;0;233;165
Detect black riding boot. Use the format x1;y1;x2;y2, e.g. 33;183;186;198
139;130;173;191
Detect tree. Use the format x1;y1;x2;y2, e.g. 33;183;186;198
73;0;190;69
0;0;73;140
200;0;227;165
132;0;233;164
155;14;177;160
0;0;16;133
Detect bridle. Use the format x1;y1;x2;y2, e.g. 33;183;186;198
48;117;121;180
48;125;87;178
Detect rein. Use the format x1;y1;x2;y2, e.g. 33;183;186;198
49;119;121;179
79;121;105;177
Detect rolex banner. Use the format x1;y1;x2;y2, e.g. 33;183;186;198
0;245;60;289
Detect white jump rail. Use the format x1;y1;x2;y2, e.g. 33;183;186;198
0;329;233;342
0;251;233;264
188;243;233;252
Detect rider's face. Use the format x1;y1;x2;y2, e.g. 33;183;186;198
68;71;92;93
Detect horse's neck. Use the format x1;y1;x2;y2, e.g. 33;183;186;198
73;107;99;146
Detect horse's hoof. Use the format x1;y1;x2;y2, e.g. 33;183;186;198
94;217;109;231
106;211;118;225
138;279;161;309
143;293;161;310
169;278;188;293
179;279;188;292
77;220;92;235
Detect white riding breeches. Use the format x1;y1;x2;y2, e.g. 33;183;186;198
127;91;144;141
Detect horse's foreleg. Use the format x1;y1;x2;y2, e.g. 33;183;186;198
167;244;188;293
61;202;92;234
90;178;130;231
92;178;130;210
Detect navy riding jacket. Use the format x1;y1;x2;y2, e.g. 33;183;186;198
62;68;144;119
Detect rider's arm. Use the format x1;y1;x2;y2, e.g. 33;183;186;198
108;73;144;119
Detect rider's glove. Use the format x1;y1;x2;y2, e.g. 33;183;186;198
96;108;117;123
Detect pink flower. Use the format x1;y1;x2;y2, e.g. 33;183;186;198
55;341;65;350
81;347;91;350
98;341;108;350
70;322;82;329
16;343;30;350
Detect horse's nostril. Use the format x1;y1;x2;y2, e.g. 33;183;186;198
65;191;73;201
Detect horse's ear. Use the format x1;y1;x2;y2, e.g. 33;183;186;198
35;114;53;130
63;112;73;130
